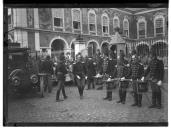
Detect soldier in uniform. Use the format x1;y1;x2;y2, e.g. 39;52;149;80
142;51;164;109
55;53;68;102
86;57;96;90
129;55;144;107
102;54;109;75
41;55;53;93
116;54;130;104
73;54;87;99
103;53;117;101
95;49;103;74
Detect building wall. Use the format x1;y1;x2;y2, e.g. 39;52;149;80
9;8;168;53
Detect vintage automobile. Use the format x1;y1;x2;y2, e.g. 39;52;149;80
8;47;40;94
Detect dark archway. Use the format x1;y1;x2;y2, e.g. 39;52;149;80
151;42;168;57
51;39;66;58
136;44;150;56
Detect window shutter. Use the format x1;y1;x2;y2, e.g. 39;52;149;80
73;10;80;21
139;22;145;31
103;16;108;26
156;18;163;28
114;18;119;28
89;13;95;24
123;21;128;30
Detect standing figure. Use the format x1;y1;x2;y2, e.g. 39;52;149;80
116;55;129;104
143;51;164;109
86;57;96;90
103;55;117;101
55;53;68;102
73;54;87;99
102;54;109;75
41;55;53;93
130;55;144;107
95;49;103;74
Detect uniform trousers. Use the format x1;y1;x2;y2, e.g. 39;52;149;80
76;77;85;97
44;74;52;93
150;81;161;106
56;80;67;100
87;78;95;89
119;82;128;102
132;80;142;105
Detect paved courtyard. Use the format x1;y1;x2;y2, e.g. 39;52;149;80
7;84;168;123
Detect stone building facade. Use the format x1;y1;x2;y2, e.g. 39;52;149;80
7;8;168;59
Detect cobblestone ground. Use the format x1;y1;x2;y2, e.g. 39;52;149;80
7;83;168;123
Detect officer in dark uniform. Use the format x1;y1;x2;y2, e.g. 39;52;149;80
55;53;68;102
103;54;117;101
95;50;103;74
143;51;164;109
116;54;130;104
42;55;53;93
129;55;144;107
102;54;109;75
73;54;87;99
86;57;96;90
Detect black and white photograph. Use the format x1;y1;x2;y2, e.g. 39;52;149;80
4;3;168;126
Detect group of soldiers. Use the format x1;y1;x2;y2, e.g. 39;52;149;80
39;49;164;109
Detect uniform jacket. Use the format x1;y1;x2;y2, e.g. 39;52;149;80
106;59;117;78
145;58;164;81
103;57;109;74
73;61;87;78
41;59;53;74
130;62;144;80
86;59;96;78
55;62;67;80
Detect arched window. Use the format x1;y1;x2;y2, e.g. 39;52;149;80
154;15;165;37
113;16;120;28
88;10;96;34
52;9;64;29
102;13;109;35
137;17;146;39
72;9;81;31
123;18;129;37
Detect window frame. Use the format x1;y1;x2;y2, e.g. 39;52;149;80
154;15;165;37
101;13;109;35
52;8;64;30
113;16;120;29
123;18;129;37
71;8;82;33
88;9;97;35
137;17;147;39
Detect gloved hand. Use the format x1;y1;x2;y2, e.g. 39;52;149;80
141;77;144;81
121;77;125;81
157;80;162;86
126;64;130;67
76;75;80;79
